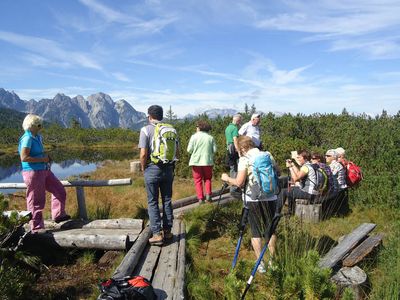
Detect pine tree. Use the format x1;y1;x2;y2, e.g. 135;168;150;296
250;104;256;115
244;103;249;115
165;105;177;123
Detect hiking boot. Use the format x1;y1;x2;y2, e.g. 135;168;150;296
54;214;71;223
163;229;173;241
32;228;48;234
198;199;205;204
257;261;266;274
149;232;163;246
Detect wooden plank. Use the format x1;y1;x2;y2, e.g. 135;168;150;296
112;226;152;279
319;223;376;269
0;178;132;189
343;233;384;267
83;218;143;230
173;221;186;300
132;244;162;280
152;220;181;299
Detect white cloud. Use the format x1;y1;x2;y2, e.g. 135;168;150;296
253;0;400;59
111;72;131;82
0;30;102;70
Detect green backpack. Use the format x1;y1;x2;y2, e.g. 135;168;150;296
150;123;178;164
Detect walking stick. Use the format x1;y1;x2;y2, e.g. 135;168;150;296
204;182;229;255
241;213;281;300
231;206;249;270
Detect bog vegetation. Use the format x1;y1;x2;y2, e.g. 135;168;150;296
0;107;399;299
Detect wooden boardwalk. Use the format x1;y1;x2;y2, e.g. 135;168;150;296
111;189;234;300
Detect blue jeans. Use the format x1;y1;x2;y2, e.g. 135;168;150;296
144;164;174;234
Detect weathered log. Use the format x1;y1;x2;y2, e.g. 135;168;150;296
343;233;384;267
45;229;133;250
319;223;376;269
132;244;162;280
112;226;152;279
295;199;322;223
152;220;181;299
331;266;368;300
173;221;186;300
173;193;235;215
83;218;143;231
43;219;86;230
0;178;132;189
171;187;229;209
130;161;141;173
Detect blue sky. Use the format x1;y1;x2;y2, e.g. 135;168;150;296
0;0;399;117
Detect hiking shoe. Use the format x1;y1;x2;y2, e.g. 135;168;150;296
32;228;48;234
198;199;205;204
54;214;71;223
257;261;266;274
163;230;173;241
149;233;163;246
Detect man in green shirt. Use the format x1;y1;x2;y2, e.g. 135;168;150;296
225;114;242;196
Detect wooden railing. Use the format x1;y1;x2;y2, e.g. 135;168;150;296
0;178;132;220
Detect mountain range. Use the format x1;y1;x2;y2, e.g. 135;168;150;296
0;88;241;129
0;88;147;130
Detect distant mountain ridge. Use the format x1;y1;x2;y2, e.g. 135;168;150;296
184;108;238;119
0;88;147;129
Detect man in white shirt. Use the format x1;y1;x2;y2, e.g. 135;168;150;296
239;113;262;149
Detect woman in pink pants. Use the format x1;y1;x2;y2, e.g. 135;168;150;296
187;120;217;203
18;114;70;233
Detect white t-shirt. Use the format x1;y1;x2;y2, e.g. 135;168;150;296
238;121;261;147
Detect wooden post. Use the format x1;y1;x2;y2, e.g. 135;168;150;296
295;199;322;223
130;161;141;173
76;186;88;220
331;266;368;299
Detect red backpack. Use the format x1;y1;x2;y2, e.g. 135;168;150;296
341;160;363;187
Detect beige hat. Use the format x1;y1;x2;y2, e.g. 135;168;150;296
335;147;346;155
251;113;261;120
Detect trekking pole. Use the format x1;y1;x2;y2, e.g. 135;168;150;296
231;206;249;270
241;213;281;300
204;182;229;255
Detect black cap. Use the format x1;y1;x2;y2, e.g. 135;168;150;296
148;105;163;121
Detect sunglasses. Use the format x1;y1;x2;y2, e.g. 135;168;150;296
325;155;332;157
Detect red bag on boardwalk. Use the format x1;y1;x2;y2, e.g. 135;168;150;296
342;160;363;187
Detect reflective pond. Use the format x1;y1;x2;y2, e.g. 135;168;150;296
0;148;136;194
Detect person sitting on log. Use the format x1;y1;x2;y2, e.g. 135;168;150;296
278;149;319;215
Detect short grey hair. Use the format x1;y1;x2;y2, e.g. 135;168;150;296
22;114;43;131
232;113;242;124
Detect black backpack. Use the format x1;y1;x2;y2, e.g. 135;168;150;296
98;276;157;300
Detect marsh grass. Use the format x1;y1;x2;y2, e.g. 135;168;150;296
6;160;399;299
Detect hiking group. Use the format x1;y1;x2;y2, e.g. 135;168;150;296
137;107;362;275
18;106;362;277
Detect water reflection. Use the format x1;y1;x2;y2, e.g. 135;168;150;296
0;148;136;194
